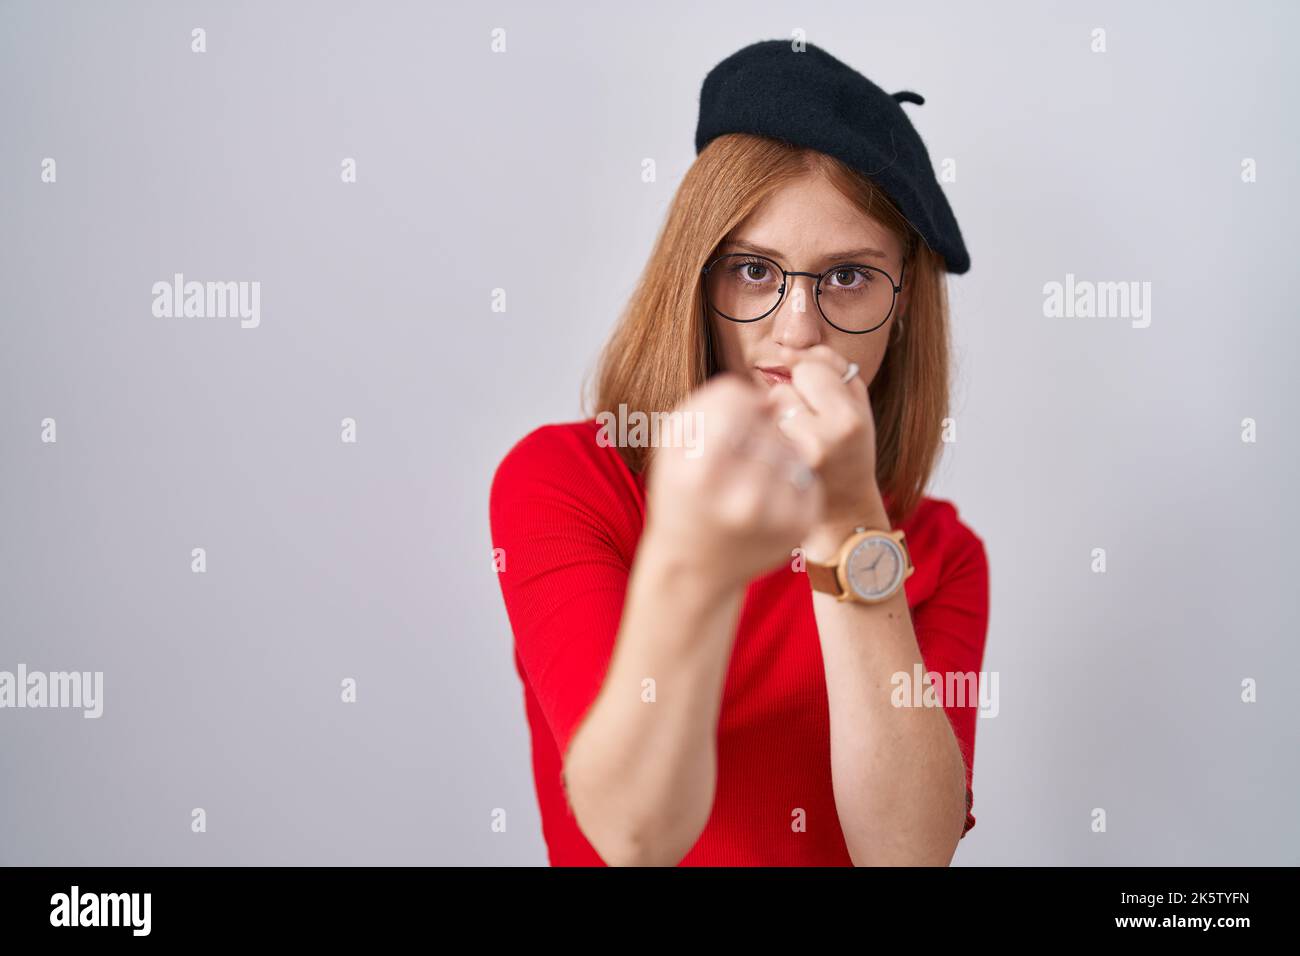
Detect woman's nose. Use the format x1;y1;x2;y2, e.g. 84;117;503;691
771;274;823;349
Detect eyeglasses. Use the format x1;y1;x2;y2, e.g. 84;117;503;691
701;252;905;335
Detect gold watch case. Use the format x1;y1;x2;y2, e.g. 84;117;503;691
809;526;915;604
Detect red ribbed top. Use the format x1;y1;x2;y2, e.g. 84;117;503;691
489;419;991;866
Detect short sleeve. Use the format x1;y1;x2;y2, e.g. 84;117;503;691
488;425;640;796
910;520;990;839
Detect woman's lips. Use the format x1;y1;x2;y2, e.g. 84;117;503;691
756;366;792;386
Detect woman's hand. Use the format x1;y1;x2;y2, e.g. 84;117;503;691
643;374;824;592
763;345;885;534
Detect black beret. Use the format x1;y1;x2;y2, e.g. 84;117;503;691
695;39;970;274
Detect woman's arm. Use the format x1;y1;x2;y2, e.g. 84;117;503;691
766;345;984;865
560;533;743;867
561;376;822;866
803;502;969;866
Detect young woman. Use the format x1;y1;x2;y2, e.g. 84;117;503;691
490;40;989;866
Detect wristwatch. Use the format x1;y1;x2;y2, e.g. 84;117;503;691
807;526;915;604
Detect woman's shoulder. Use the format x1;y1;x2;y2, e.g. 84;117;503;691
891;496;989;633
489;419;645;520
900;495;988;575
492;419;628;480
493;419;604;468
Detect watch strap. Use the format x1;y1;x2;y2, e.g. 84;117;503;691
806;559;843;598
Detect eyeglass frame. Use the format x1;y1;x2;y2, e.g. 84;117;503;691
700;251;907;335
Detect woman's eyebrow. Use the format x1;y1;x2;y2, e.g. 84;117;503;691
723;238;888;262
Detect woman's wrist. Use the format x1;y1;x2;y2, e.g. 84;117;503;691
636;523;747;602
803;490;891;563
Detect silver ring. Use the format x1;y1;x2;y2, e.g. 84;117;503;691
840;362;860;385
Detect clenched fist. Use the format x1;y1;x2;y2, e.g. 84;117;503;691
643;374;824;590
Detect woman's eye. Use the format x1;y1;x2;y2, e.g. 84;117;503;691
829;268;869;289
744;263;769;281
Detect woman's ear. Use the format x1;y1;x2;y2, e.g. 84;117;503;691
894;237;920;318
893;265;912;328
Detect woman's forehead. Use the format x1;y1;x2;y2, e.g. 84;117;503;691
728;185;898;261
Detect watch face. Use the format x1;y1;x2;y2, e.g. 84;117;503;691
844;536;905;601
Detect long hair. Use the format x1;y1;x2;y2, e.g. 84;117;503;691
584;133;953;528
